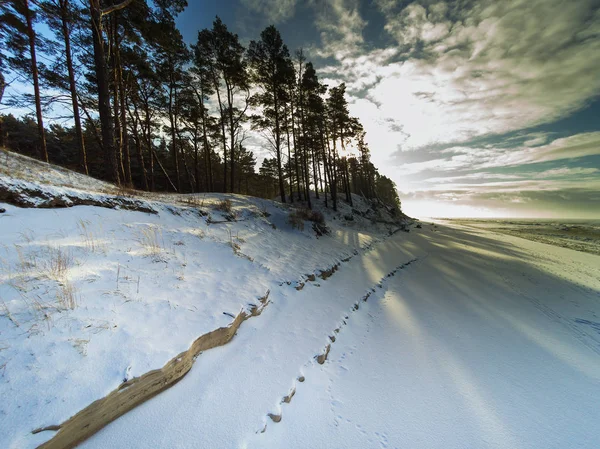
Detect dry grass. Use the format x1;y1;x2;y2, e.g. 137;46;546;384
138;226;165;258
288;208;326;232
288;211;305;231
69;338;90;356
57;280;78;310
227;229;253;261
227;229;241;253
5;243;79;316
0;300;19;327
46;247;74;280
183;195;206;208
215;199;232;213
78;219;105;253
115;184;138;198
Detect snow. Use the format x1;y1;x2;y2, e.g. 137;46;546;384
2;150;599;449
0;150;403;448
445;218;600;256
80;222;600;449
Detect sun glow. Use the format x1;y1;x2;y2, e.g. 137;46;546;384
402;200;506;219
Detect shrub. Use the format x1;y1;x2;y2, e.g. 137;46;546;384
309;210;325;224
288;208;326;232
215;199;232;213
288;211;305;231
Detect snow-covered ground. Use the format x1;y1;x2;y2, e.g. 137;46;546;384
3;151;599;449
80;221;600;449
446;218;600;256
0;151;404;449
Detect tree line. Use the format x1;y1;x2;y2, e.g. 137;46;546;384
0;1;401;211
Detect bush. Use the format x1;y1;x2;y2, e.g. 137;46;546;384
288;210;305;231
288;208;326;233
215;199;232;213
309;210;325;224
293;208;324;223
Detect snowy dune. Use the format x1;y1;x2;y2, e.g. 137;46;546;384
2;150;599;449
81;222;600;449
0;151;405;448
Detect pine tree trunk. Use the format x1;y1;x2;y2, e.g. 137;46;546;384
341;137;353;206
213;78;227;192
24;0;48;162
151;146;177;192
298;104;311;208
109;17;125;181
273;80;286;203
89;0;119;185
142;96;154;191
0;72;5;147
114;19;132;185
194;127;200;192
319;125;330;208
331;129;338;212
59;0;87;174
130;99;149;190
175;124;194;192
228;85;236;194
289;87;301;201
311;137;319;199
284;103;294;202
168;65;180;191
200;105;212;192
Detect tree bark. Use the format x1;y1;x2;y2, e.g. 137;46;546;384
129;97;149;190
168;61;180;191
297;81;311;208
109;16;125;181
89;0;119;184
289;87;301;201
24;0;48;162
272;79;285;203
283;102;294;202
115;18;132;185
226;81;235;194
59;0;87;174
213;75;227;192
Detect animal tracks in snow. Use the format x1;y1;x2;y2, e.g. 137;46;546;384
257;258;418;435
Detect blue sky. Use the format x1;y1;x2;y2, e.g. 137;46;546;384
5;0;597;217
176;0;600;218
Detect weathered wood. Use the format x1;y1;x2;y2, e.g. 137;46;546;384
36;291;270;449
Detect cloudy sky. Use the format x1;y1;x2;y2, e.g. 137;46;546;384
177;0;600;218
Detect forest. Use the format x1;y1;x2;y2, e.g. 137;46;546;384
0;0;401;211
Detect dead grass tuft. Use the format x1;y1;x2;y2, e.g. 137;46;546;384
57;280;78;310
288;208;325;231
138;226;165;258
215;199;232;213
78;219;105;253
47;247;74;280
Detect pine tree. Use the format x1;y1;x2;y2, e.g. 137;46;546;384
194;18;248;193
1;0;48;161
40;0;88;173
247;25;294;203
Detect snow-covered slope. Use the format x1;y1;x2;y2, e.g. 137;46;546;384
0;150;407;449
81;221;600;449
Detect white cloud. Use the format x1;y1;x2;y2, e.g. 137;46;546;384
311;0;600;180
312;0;366;59
302;0;600;217
534;167;599;178
393;132;600;178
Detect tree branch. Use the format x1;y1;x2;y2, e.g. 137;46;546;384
101;0;134;17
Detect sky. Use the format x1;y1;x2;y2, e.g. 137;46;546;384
177;0;600;219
